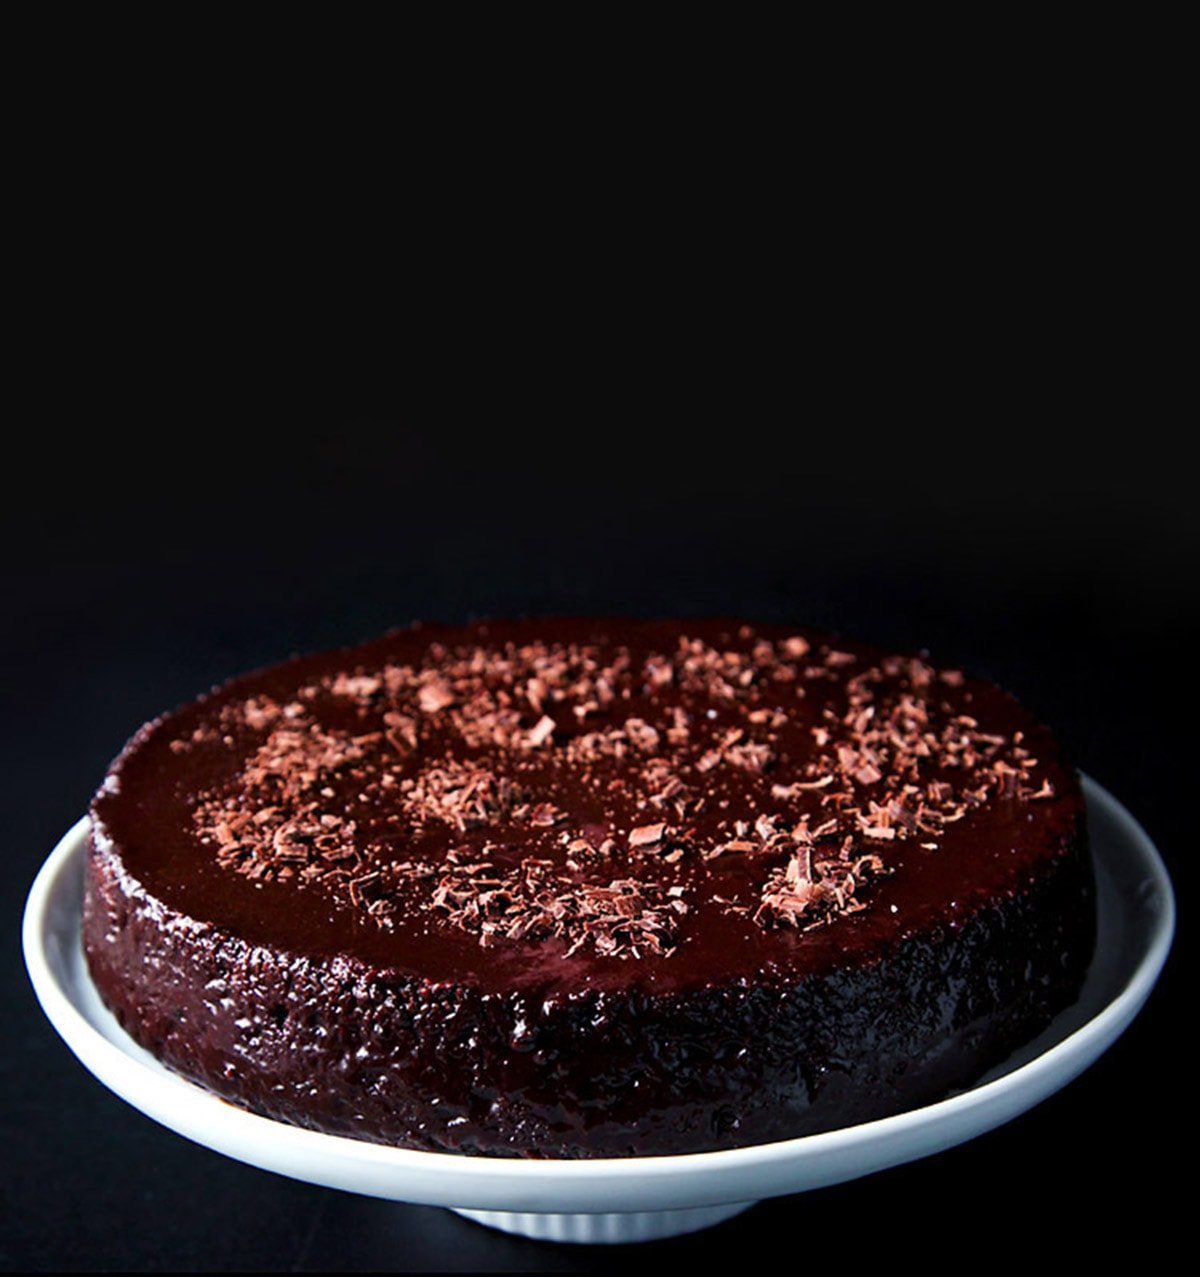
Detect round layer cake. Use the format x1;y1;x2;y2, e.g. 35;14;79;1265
84;619;1095;1157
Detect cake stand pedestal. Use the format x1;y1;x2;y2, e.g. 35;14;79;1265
452;1201;755;1243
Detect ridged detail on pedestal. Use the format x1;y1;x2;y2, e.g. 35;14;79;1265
452;1200;756;1244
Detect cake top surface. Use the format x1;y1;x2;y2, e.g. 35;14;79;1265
91;618;1082;997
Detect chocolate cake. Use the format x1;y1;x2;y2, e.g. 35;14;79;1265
83;619;1095;1158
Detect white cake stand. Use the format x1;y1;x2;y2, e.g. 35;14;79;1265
23;776;1174;1245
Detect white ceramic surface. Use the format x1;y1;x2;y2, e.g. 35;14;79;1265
24;776;1174;1245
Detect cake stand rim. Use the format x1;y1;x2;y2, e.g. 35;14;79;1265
23;774;1175;1216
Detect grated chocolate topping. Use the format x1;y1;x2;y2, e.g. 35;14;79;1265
180;623;1063;960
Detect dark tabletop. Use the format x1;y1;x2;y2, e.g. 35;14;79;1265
2;415;1189;1271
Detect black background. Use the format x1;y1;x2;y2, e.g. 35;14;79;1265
2;386;1191;1269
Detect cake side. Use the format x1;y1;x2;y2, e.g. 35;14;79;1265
83;798;1093;1156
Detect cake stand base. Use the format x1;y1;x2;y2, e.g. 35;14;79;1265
452;1200;757;1244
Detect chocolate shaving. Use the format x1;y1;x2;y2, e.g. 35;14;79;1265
417;680;456;713
525;715;556;748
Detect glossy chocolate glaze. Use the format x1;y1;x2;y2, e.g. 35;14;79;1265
83;619;1095;1156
